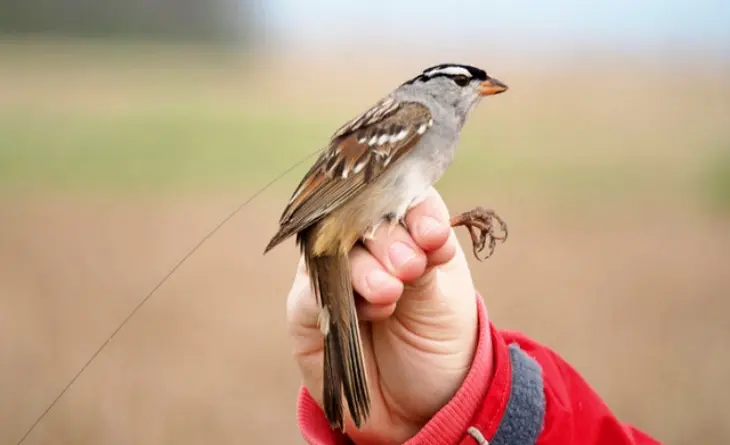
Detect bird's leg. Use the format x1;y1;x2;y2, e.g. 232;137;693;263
362;220;383;241
395;193;431;234
450;207;508;261
362;214;404;242
385;212;404;236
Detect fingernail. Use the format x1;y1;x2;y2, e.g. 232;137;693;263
389;242;417;269
418;216;442;237
366;269;392;293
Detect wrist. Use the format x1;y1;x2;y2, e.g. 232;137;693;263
397;294;494;444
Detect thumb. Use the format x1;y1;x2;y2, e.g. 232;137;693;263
396;189;477;341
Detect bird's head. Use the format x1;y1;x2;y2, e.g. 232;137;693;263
401;63;507;122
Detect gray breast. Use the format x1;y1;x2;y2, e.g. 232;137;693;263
392;90;461;178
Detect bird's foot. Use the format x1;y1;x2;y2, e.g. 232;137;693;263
450;207;508;261
362;214;406;241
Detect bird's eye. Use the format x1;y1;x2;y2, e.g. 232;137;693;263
452;75;470;87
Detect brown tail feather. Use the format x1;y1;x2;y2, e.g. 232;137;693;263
305;249;371;430
323;321;345;429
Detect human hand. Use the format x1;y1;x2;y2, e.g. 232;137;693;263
286;187;490;444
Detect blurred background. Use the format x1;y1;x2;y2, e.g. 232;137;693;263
1;0;729;444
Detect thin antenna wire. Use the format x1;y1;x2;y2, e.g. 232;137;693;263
16;149;320;445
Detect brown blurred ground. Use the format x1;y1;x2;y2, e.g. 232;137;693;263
1;44;729;444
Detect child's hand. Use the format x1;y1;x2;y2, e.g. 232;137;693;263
286;187;491;444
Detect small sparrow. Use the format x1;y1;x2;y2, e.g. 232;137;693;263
264;63;508;430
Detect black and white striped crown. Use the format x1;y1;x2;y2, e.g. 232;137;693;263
403;63;488;85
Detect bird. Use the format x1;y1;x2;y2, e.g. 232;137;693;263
264;63;509;431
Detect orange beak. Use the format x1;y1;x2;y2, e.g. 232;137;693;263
478;77;508;96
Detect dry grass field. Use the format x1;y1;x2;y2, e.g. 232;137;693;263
1;41;729;444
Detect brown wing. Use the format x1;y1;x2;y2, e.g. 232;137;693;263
264;99;433;252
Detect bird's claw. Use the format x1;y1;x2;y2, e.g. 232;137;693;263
450;206;508;261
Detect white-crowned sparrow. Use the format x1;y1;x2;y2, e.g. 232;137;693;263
264;63;508;430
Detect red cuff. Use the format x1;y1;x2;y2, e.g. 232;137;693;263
297;295;512;445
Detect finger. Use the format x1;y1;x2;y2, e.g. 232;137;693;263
349;244;403;306
404;188;452;254
285;257;326;409
425;230;458;268
363;222;427;283
285;256;319;330
356;298;397;321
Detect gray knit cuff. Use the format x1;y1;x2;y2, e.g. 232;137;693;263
467;343;545;445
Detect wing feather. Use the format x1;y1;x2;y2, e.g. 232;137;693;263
264;99;432;252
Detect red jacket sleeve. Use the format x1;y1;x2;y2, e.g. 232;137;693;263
296;296;662;445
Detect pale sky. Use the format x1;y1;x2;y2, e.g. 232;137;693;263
260;0;730;53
